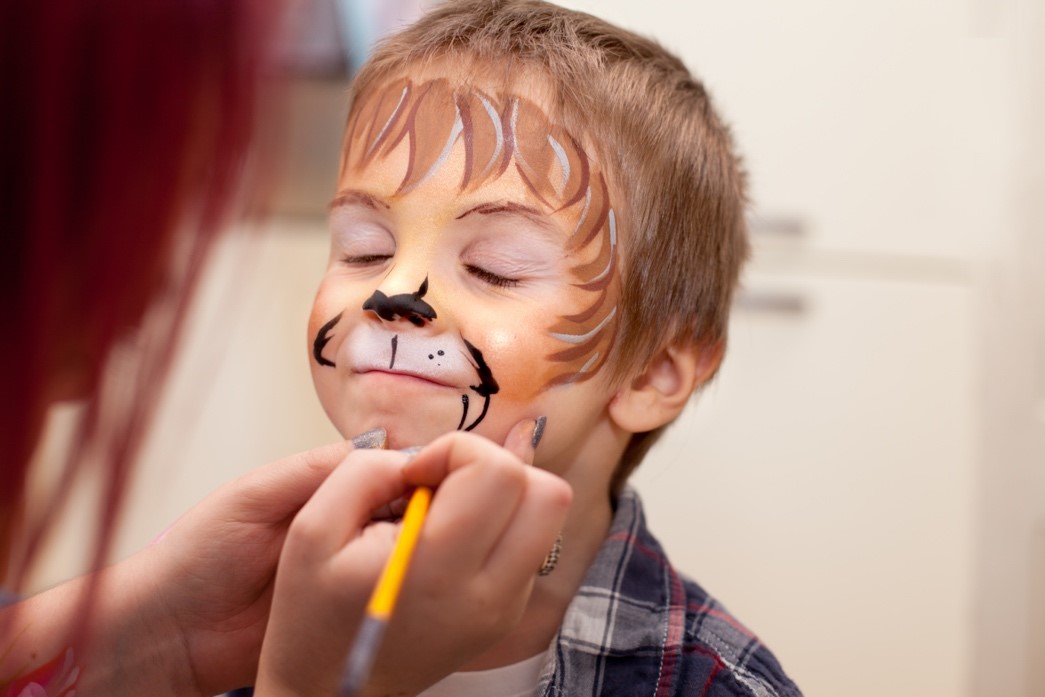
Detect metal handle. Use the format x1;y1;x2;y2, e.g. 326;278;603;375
733;289;806;315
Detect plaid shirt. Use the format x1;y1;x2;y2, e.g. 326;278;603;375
536;488;802;697
229;489;800;697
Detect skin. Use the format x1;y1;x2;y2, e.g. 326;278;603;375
304;68;645;682
257;424;571;696
8;65;707;697
3;426;570;697
309;73;624;477
2;440;364;696
288;65;716;694
8;74;573;697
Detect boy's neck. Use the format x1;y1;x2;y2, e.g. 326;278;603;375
459;475;615;671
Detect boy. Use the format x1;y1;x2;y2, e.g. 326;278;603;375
273;1;800;695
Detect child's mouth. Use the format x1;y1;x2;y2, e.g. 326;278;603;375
355;368;456;389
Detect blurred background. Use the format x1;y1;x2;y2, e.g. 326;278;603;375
32;1;1044;695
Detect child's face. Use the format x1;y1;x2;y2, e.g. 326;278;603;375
309;74;622;463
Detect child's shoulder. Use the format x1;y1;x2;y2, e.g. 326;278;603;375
677;577;802;697
541;488;801;697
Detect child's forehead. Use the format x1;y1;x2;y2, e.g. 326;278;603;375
339;63;629;263
369;60;560;121
343;64;608;181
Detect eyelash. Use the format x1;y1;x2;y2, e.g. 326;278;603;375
340;254;519;288
341;254;391;265
466;264;520;288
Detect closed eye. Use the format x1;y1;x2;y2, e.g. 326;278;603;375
466;264;520;288
341;254;392;265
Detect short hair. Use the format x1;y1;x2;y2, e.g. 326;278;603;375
347;0;749;490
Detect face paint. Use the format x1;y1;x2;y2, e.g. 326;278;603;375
313;281;500;432
312;312;342;368
309;74;621;451
362;277;437;326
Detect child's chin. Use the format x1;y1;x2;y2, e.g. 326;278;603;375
331;400;515;450
382;428;442;450
378;420;505;451
359;419;461;450
330;400;462;448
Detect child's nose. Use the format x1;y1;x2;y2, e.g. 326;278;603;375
362;276;437;327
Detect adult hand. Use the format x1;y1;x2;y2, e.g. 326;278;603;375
254;419;572;697
1;433;395;697
132;435;376;695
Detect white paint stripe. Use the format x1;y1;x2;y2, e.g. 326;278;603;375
508;98;524;174
549;306;617;344
548;135;570;196
577;352;600;374
366;85;408;158
510;98;519;149
587;209;618;283
572;187;592;238
477;94;503;178
410;104;464;190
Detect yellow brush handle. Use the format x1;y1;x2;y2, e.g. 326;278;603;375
365;486;432;620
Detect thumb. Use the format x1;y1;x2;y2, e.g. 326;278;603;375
501;416;546;465
233;428;387;523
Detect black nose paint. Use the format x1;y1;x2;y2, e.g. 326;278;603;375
362;277;437;327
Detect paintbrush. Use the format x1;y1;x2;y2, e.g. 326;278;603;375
339;485;433;696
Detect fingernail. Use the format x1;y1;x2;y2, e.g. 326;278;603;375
531;416;547;449
399;446;422;457
351;427;387;449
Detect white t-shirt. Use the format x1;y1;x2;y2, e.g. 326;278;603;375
416;650;550;697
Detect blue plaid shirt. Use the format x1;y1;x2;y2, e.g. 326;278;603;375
535;488;801;697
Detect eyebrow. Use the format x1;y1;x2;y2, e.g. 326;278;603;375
455;201;559;235
329;189;392;211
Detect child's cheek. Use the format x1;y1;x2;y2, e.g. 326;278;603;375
477;324;555;404
306;301;330;342
308;277;360;335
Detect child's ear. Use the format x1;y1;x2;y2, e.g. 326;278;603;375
608;340;724;433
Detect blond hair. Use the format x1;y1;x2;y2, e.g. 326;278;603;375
347;0;749;490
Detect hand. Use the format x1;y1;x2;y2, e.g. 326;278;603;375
372;423;573;696
132;437;367;695
255;420;572;697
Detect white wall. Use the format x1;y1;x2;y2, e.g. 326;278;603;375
972;2;1045;695
552;2;1039;695
549;2;1041;695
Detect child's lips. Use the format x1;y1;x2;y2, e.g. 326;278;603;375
355;367;456;389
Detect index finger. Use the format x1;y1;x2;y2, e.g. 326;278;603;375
402;420;538;489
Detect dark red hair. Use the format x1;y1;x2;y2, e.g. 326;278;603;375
0;0;277;588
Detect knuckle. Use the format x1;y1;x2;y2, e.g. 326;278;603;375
285;511;327;552
473;578;526;631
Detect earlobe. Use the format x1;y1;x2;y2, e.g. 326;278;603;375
608;340;725;433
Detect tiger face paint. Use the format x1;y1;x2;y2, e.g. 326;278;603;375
309;75;621;455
